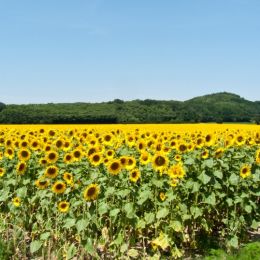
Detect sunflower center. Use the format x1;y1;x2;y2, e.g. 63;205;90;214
111;162;120;170
155;156;166;166
87;187;96;196
56;184;64;190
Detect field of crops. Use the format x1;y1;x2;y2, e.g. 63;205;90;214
0;124;259;259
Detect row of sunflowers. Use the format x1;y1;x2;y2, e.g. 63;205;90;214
0;124;259;258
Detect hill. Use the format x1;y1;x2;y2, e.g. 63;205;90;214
0;92;260;124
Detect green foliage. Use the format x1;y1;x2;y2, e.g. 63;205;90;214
1;92;260;123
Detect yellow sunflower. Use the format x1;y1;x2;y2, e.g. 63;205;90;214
201;150;209;159
46;150;59;164
89;152;103;166
125;156;136;170
139;151;151;165
63;172;74;185
83;183;100;201
129;168;140;183
152;153;168;173
16;161;27;175
240;164;251;179
13;197;21;207
63;153;73;164
44;165;58;179
18;149;31;161
52;181;66;194
159;192;166;201
107;159;122;175
35;178;49;189
0;167;5;177
168;163;185;179
58;201;70;213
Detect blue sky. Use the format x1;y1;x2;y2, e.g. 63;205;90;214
0;0;260;104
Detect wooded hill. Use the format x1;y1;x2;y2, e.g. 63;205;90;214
0;92;260;124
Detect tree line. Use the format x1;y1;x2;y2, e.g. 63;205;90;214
0;92;260;124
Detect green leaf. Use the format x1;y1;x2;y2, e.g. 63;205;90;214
124;202;135;219
191;181;201;193
137;189;152;205
203;158;214;168
226;198;233;207
30;240;42;254
251;220;260;229
184;158;195;165
76;219;88;233
151;178;163;188
190;206;202;219
67;243;77;259
84;238;95;255
205;193;216;205
245;205;252;213
98;202;109;215
137;219;146;229
117;189;131;198
156;208;169;219
127;249;139;258
109;208;120;218
213;170;223;179
16;187;27;198
170;220;183;232
228;235;238;248
229;173;239;185
105;187;116;196
40;232;50;241
64;218;76;229
144;212;155;224
198;172;211;185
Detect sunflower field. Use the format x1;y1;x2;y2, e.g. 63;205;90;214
0;124;259;259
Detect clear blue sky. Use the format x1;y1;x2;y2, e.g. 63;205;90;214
0;0;260;104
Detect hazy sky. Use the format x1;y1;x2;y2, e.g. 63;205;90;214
0;0;260;104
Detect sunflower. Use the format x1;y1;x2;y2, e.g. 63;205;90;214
35;178;49;189
39;158;48;166
195;137;204;149
125;156;136;170
168;163;185;179
63;153;73;164
174;154;182;162
119;156;128;168
46;150;59;164
89;152;103;166
5;148;14;159
45;165;58;179
0;167;5;177
159;192;166;201
235;135;245;146
16;161;27;175
103;133;113;146
240;164;251;179
105;149;115;158
30;139;40;150
152;153;168;173
72;148;83;161
54;139;64;149
20;140;29;148
169;178;179;187
107;159;122;175
17;149;31;161
58;201;70;213
214;148;224;158
177;143;188;153
137;140;146;151
129;168;140;183
13;197;21;207
63;172;74;185
201;150;209;159
52;181;66;194
255;150;260;164
205;134;215;146
83;183;99;201
139;151;150;165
